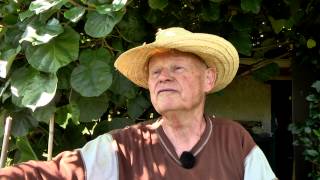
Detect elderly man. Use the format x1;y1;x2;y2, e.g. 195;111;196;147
0;27;277;180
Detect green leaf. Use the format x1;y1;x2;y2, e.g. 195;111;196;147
313;129;320;137
29;0;66;14
71;92;109;122
84;10;125;38
110;71;138;99
96;0;127;14
311;81;320;92
26;26;79;73
307;39;316;49
148;0;168;10
10;66;58;111
268;16;293;34
16;136;38;162
200;2;220;22
241;0;262;14
231;15;253;32
79;48;113;65
127;94;151;119
55;105;72;129
32;103;56;123
20;18;64;45
71;48;113;97
252;63;280;82
64;6;86;23
10;109;38;137
229;31;252;56
117;10;148;42
305;149;319;157
19;10;35;21
0;46;21;78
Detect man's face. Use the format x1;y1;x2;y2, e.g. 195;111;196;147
148;51;215;114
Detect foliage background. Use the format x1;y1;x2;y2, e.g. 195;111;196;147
0;0;319;177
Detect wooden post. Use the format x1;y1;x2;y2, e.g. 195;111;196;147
47;115;54;161
0;116;13;168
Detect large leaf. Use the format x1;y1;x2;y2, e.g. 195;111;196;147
10;109;38;137
15;136;39;162
25;26;79;73
29;0;66;14
127;94;151;119
229;31;252;56
231;15;253;32
96;0;127;14
0;46;21;78
117;10;148;42
63;6;86;23
148;0;168;10
71;93;109;122
311;81;320;93
32;103;56;123
11;66;58;111
268;16;293;34
84;10;125;38
110;71;138;99
19;18;64;45
200;2;220;22
241;0;262;14
70;48;113;97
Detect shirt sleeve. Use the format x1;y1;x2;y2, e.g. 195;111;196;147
244;145;278;180
0;150;85;180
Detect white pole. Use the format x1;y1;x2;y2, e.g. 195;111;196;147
0;116;13;168
47;115;54;161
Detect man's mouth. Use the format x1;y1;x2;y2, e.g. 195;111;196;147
157;88;177;95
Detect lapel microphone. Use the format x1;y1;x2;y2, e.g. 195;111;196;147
179;151;196;169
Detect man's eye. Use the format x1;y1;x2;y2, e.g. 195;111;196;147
152;70;160;75
174;66;184;71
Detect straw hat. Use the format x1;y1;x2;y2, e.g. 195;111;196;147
114;27;239;93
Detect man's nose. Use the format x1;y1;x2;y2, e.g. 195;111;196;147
158;69;173;82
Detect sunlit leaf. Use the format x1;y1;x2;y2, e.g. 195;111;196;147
311;81;320;93
64;6;86;23
96;0;127;14
0;46;21;78
11;66;58;111
25;26;79;73
20;18;64;45
16;136;39;162
148;0;168;10
29;0;66;14
84;10;125;38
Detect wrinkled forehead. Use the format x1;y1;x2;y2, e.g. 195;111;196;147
146;49;208;70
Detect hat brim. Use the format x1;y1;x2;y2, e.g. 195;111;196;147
114;32;239;93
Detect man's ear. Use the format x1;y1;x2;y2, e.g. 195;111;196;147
204;67;216;93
